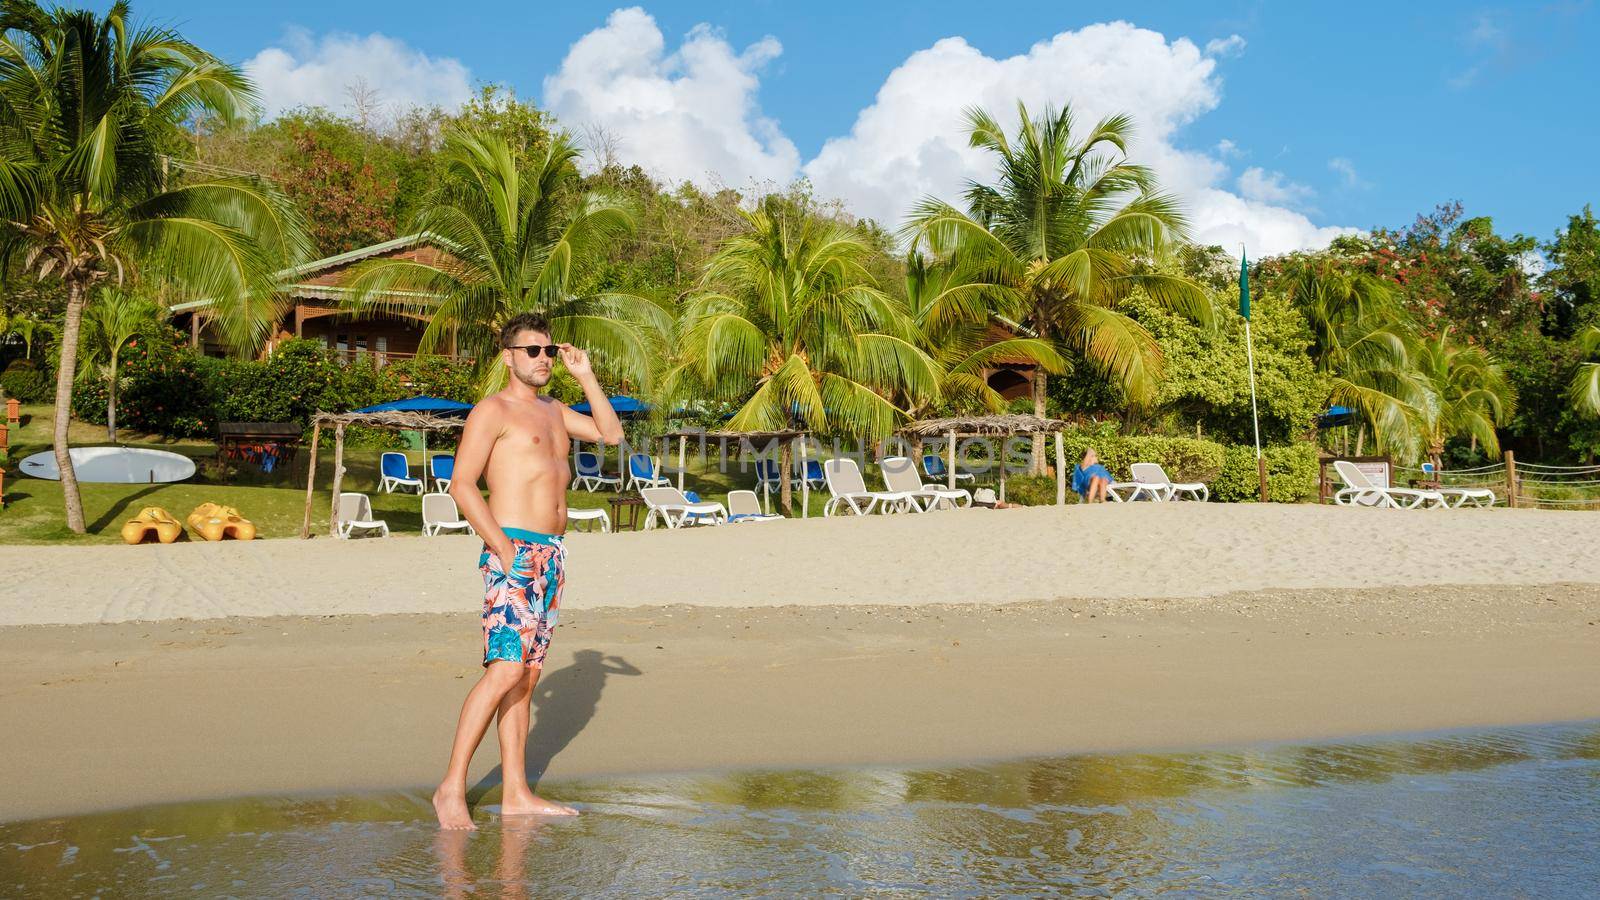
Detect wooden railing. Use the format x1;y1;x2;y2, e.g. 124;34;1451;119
330;348;473;368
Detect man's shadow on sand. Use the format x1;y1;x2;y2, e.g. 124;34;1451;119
468;649;642;803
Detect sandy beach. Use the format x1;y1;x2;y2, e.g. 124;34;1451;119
3;504;1600;626
3;505;1600;822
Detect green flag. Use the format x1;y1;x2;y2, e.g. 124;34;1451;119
1239;250;1250;321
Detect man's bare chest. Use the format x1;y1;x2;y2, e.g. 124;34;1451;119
496;407;566;459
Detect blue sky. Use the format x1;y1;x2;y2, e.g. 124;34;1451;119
150;0;1598;253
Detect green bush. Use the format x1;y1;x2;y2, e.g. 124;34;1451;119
1056;427;1227;485
1;360;53;403
1051;425;1316;503
1000;473;1057;506
1211;443;1320;503
75;333;480;440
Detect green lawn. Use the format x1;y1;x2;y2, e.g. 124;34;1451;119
0;405;850;543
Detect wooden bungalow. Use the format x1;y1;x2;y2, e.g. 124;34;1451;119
169;233;466;366
980;318;1042;402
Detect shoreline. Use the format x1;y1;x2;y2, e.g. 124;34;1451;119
5;582;1599;823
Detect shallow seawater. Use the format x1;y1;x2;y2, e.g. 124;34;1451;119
5;722;1600;898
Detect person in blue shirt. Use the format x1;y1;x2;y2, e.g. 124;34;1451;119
1072;448;1114;503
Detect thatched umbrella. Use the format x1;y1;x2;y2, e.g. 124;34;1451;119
899;414;1070;504
301;409;469;538
661;428;812;516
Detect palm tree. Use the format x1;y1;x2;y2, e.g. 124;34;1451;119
1272;256;1429;455
905;102;1209;471
346;126;665;391
902;250;1066;417
1413;327;1515;471
5;314;54;359
1569;325;1600;418
75;289;162;441
665;198;940;507
0;1;311;532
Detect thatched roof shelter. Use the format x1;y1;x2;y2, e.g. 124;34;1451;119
301;408;468;539
899;414;1068;437
312;410;469;431
900;414;1071;504
659;428;814;516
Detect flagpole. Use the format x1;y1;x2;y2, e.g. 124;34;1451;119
1241;245;1267;502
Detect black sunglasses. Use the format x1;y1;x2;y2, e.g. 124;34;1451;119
508;344;560;359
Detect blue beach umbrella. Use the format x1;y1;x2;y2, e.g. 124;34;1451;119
571;395;651;418
356;396;473;417
356;396;474;473
1318;405;1356;429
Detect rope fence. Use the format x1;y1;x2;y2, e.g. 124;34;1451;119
1388;453;1600;509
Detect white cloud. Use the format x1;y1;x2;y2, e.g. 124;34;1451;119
1237;166;1314;206
242;15;1350;258
542;7;800;186
802;21;1352;255
244;29;473;120
1204;34;1247;58
1328;156;1370;189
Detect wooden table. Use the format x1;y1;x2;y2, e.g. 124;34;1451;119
606;495;648;531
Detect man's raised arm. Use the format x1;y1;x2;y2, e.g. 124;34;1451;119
557;344;625;445
448;402;514;568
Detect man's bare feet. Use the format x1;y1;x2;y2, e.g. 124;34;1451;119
433;784;476;830
500;789;578;817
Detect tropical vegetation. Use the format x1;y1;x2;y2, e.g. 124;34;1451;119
0;0;310;531
8;4;1600;541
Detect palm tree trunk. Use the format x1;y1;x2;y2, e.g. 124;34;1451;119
1030;367;1047;475
106;367;118;442
53;279;88;534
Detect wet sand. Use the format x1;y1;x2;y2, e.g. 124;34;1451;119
4;582;1599;822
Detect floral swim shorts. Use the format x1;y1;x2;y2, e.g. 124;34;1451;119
479;527;566;669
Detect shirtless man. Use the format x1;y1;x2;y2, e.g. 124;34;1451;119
432;311;624;829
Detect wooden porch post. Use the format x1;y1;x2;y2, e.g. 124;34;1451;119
327;423;346;537
189;312;201;348
300;420;322;538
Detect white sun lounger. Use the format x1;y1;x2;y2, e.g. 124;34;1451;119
727;489;781;523
422;493;473;536
1129;462;1210;502
566;507;612;532
880;456;971;511
574;451;622;492
1434;486;1497;507
335;492;390;538
627;454;672;491
1333;460;1444;509
640;487;727;529
379;452;425;494
822;458;915;516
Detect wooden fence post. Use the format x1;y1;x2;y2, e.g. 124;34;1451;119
1504;450;1517;509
